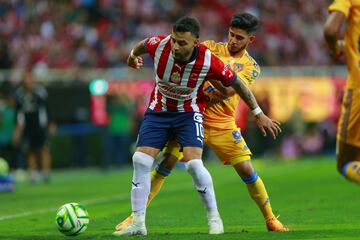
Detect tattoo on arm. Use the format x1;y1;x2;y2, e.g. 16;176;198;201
231;78;258;110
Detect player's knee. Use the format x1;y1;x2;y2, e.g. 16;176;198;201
234;161;254;179
132;151;154;170
184;159;203;174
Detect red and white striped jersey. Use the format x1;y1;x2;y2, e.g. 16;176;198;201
144;35;237;113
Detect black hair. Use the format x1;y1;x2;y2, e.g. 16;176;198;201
230;13;259;34
173;16;200;38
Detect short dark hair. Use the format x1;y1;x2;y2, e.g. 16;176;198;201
173;16;200;38
230;13;259;34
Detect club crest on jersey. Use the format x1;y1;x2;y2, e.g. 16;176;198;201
170;71;181;83
148;37;160;45
232;130;242;144
233;63;243;71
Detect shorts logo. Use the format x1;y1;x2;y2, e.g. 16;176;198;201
193;113;203;123
232;130;242;144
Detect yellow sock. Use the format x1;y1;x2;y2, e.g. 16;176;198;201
147;170;166;205
246;177;275;221
342;161;360;184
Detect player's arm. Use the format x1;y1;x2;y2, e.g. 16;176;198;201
209;79;236;96
127;39;147;69
230;76;281;139
324;10;346;59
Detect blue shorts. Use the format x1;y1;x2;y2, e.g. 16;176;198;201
136;109;204;150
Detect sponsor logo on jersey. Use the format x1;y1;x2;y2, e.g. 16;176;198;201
158;81;194;100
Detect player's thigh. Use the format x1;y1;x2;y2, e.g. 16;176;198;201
337;89;360;148
136;111;173;150
205;127;252;166
175;112;204;149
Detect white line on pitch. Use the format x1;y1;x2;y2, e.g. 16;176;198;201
0;181;194;222
0;194;128;221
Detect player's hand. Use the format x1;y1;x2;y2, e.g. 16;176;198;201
331;40;345;60
127;54;143;69
255;113;281;139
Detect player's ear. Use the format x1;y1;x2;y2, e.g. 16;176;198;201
195;39;200;46
249;35;256;43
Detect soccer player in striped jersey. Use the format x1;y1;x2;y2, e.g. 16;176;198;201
115;13;287;235
113;16;281;237
324;0;360;184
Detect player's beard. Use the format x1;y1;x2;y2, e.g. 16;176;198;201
228;43;247;55
172;49;192;62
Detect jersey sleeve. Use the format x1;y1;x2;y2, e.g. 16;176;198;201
328;0;351;17
207;53;237;87
236;60;261;87
144;35;166;59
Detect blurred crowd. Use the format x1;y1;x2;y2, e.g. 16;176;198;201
0;0;332;71
0;0;341;180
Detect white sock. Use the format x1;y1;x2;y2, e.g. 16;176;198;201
185;159;219;218
131;151;154;224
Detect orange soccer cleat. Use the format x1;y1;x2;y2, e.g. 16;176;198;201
266;216;289;232
115;214;133;231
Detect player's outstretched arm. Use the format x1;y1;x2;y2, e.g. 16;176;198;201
127;39;147;69
324;11;346;59
230;77;281;139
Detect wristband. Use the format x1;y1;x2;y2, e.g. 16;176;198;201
251;106;262;116
130;49;137;59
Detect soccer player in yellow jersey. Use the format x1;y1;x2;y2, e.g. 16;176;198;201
324;0;360;184
116;13;287;233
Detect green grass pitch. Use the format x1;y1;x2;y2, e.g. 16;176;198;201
0;157;359;240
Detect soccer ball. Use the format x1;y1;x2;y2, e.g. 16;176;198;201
55;203;89;236
0;157;9;177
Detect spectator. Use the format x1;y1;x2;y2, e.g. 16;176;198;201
0;0;333;70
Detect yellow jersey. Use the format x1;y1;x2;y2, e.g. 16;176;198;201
329;0;360;89
202;40;260;129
